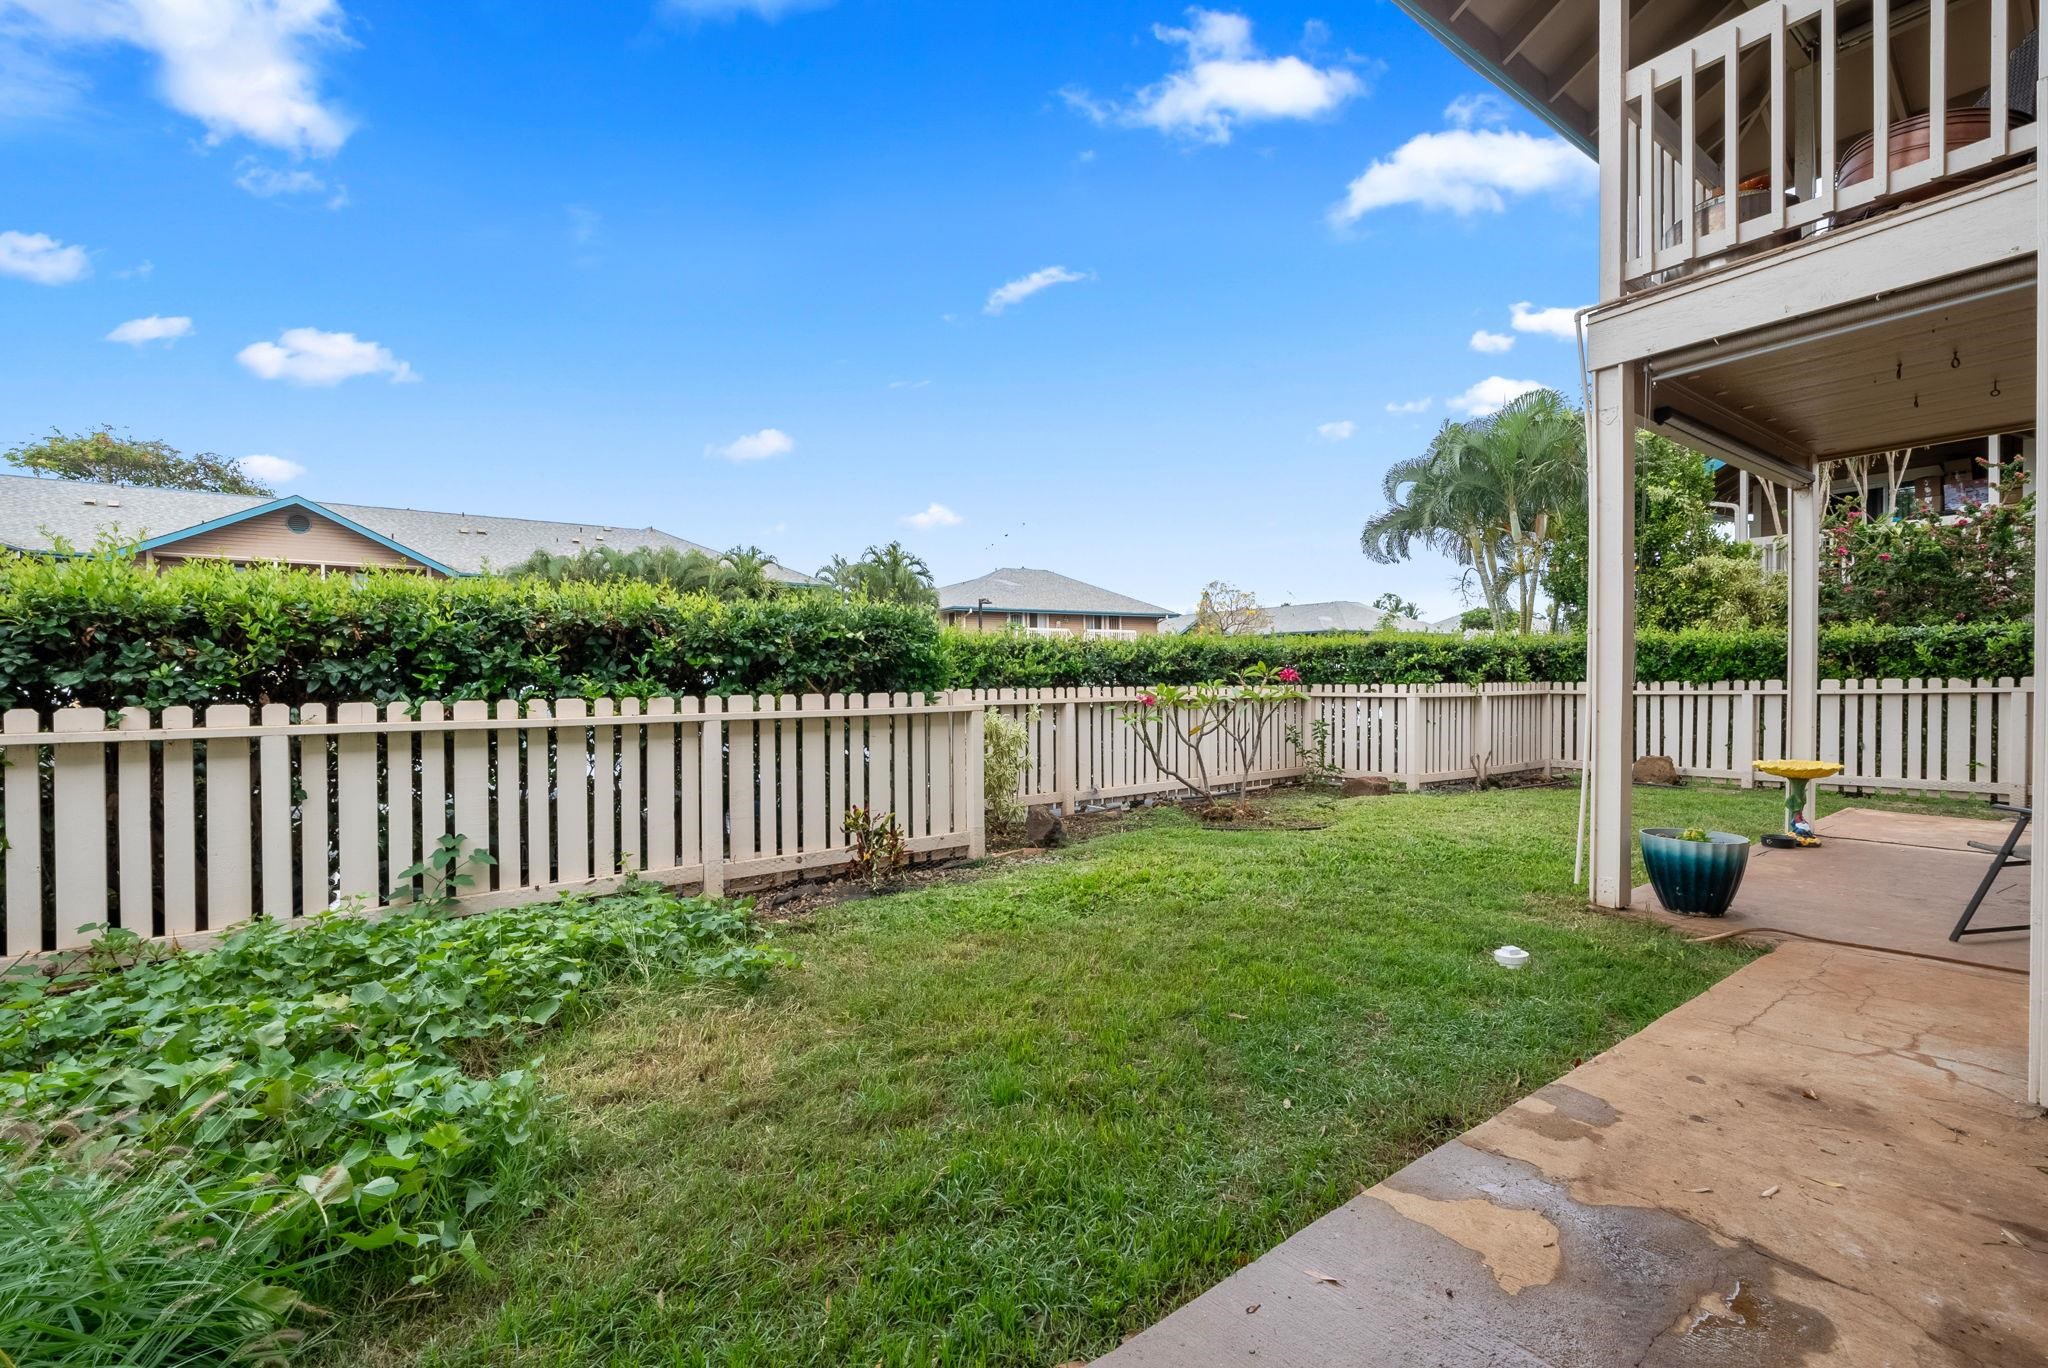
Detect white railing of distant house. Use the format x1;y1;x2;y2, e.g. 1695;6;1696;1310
0;678;2031;957
1620;0;2040;287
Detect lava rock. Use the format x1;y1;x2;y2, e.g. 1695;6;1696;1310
1632;755;1682;786
1024;805;1068;847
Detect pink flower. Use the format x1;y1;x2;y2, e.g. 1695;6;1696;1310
1878;553;1892;562
1276;666;1302;684
1138;692;1158;708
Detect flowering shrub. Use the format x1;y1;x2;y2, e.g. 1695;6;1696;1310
1820;497;2032;626
1124;665;1307;811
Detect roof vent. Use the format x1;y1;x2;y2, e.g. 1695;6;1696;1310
81;498;96;506
106;500;121;508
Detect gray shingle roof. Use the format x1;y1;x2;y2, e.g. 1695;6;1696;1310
936;567;1169;617
0;474;812;581
1160;600;1393;635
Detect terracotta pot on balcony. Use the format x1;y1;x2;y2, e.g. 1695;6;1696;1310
1836;105;1998;187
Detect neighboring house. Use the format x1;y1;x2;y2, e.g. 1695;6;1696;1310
1162;600;1394;635
0;474;812;581
937;568;1172;638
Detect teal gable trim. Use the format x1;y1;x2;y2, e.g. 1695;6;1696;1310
134;496;463;577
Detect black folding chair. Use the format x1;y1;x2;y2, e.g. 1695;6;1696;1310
1950;803;2030;941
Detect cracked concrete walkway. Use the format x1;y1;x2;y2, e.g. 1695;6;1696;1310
1097;942;2047;1366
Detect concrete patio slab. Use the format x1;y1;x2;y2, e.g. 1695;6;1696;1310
1813;808;2019;853
1098;943;2048;1367
1630;809;2029;973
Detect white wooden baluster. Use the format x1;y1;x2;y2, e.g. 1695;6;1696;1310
384;704;414;904
51;709;107;947
675;697;701;876
495;700;524;889
524;699;553;888
590;698;616;880
555;698;590;884
204;704;253;931
334;701;380;905
4;710;44;956
119;708;157;931
646;697;677;875
293;705;326;920
699;697;725;895
619;697;643;874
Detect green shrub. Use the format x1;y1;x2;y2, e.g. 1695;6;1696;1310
938;623;2033;687
0;883;787;1362
0;552;946;711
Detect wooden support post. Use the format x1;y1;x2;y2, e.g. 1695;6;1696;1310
1590;362;1638;908
1788;479;1822;760
1597;0;1630;300
2030;124;2047;1100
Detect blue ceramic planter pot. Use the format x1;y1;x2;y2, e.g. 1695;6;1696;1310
1639;829;1751;917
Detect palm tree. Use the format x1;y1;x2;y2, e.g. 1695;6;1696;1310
1361;389;1584;633
812;542;937;608
714;546;781;600
860;541;938;608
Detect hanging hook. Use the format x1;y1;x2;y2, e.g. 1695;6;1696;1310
1895;359;1904;380
1990;378;2002;398
1951;349;1962;369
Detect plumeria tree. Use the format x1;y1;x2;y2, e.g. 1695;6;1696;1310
1124;665;1306;814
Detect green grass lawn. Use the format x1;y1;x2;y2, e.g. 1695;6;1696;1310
327;782;1981;1367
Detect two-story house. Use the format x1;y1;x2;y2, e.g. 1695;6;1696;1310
1397;0;2044;1097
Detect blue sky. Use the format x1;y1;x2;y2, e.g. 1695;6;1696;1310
0;0;1596;617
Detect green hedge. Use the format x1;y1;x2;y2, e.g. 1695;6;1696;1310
937;622;2034;687
0;555;946;712
1;555;2029;713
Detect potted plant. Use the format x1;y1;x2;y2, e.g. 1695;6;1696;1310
1639;826;1751;917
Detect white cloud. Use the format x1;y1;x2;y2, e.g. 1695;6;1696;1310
1469;329;1514;354
5;0;354;155
1443;92;1510;128
1314;420;1355;441
1330;127;1594;222
888;378;931;390
235;158;347;207
106;314;192;345
1509;300;1582;340
1447;376;1545;417
567;204;600;245
902;502;962;529
237;327;417;386
1385;397;1432;415
0;229;89;284
117;259;153;279
984;265;1089;315
706;427;795;462
660;0;833;18
238;453;305;484
1064;7;1363;144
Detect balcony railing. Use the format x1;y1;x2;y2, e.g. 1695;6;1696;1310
1620;0;2039;288
1084;628;1139;641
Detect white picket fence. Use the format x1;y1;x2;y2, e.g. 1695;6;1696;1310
0;677;2032;957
